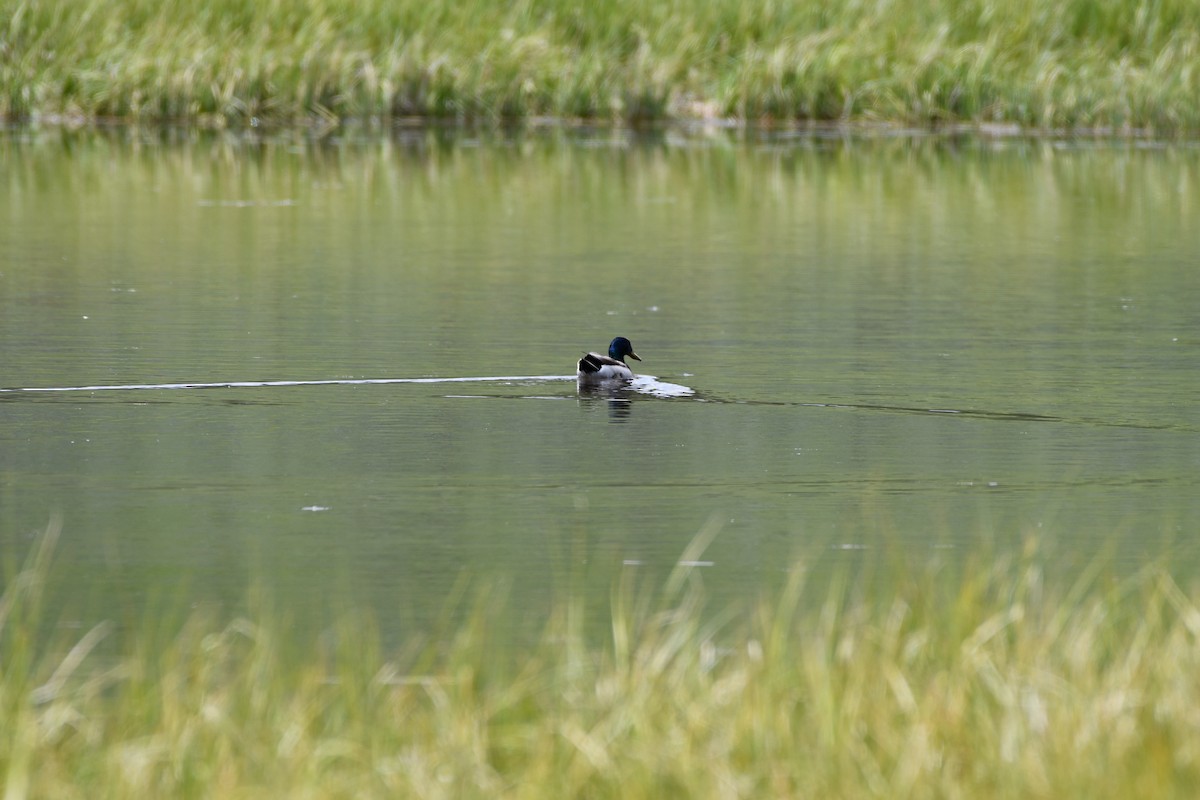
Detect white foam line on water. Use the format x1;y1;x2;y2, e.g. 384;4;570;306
0;376;575;393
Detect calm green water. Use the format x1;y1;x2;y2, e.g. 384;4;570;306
2;128;1199;637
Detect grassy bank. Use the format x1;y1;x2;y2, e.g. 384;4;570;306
2;0;1200;131
4;526;1200;797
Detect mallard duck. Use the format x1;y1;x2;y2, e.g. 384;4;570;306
577;336;641;383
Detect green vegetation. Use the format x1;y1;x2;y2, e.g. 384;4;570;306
4;524;1200;797
3;0;1200;131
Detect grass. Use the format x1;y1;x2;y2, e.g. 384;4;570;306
4;522;1200;797
2;0;1200;131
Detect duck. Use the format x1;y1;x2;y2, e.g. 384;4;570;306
577;336;641;383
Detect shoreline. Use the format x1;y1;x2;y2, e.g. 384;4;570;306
4;114;1194;143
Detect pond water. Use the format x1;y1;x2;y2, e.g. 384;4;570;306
2;128;1199;640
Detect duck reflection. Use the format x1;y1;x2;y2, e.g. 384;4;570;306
577;382;635;421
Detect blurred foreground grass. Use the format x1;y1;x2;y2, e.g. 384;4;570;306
3;521;1200;798
2;0;1200;131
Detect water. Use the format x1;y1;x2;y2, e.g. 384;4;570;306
2;128;1199;639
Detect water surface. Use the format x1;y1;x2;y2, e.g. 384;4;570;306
2;128;1199;638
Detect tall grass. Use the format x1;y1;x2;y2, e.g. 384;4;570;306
2;0;1200;131
4;522;1200;797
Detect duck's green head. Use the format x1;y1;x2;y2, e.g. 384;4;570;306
609;337;641;363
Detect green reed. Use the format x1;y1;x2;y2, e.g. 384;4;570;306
3;0;1199;131
4;520;1200;797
